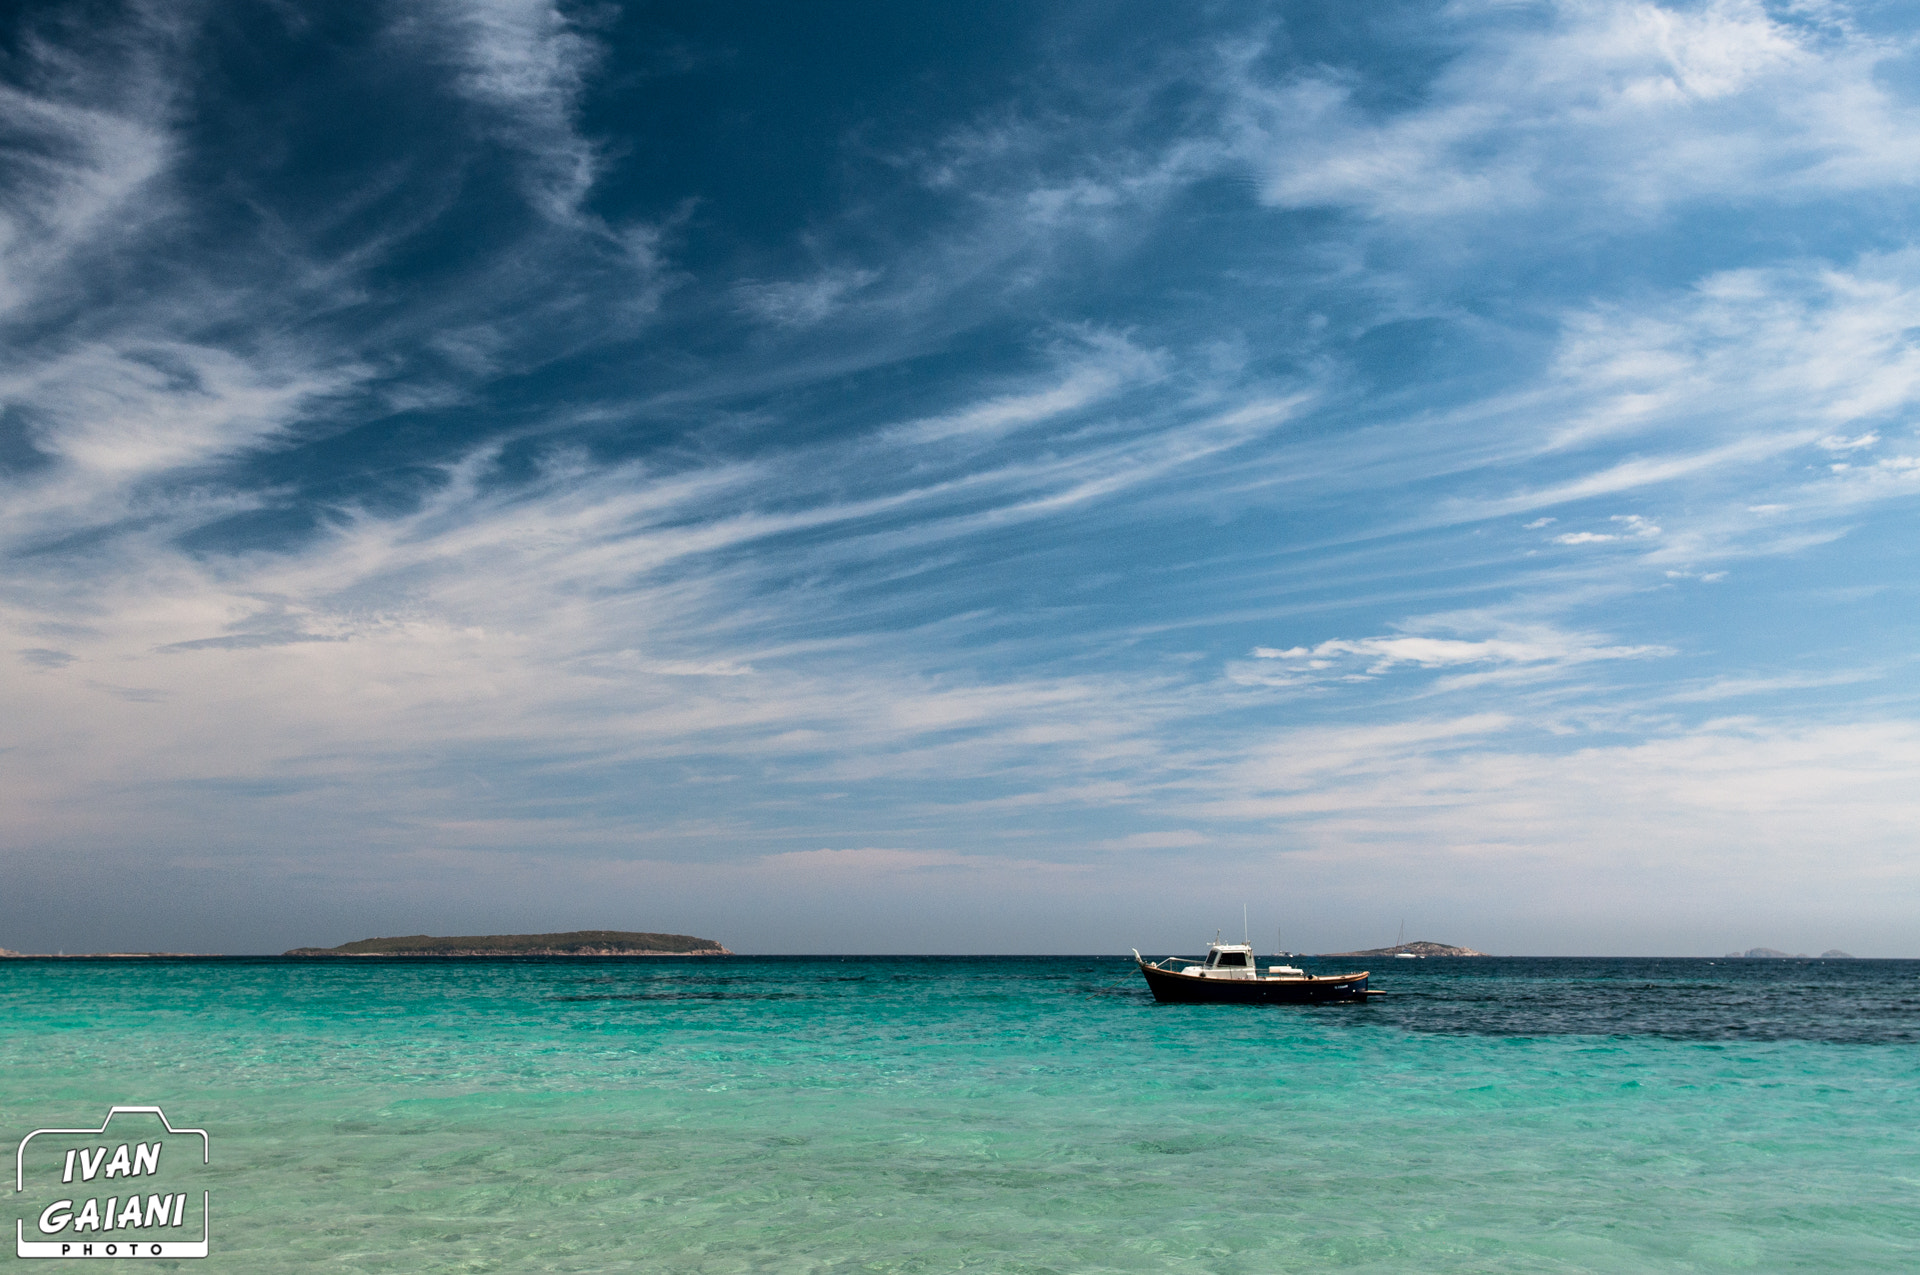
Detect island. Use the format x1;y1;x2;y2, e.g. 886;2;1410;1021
284;930;732;957
1725;947;1853;959
1318;940;1487;957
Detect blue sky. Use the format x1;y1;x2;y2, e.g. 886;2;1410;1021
3;0;1919;954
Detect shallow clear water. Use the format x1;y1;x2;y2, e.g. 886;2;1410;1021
3;956;1917;1272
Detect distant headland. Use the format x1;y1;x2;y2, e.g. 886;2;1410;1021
0;949;216;958
1319;941;1487;957
284;930;732;957
1726;947;1853;959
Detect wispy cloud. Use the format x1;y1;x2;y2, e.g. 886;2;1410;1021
408;0;605;222
1664;667;1887;703
886;330;1167;446
1235;623;1665;690
2;340;354;477
733;268;881;328
4;1;1919;953
1419;254;1920;582
1230;0;1919;223
0;13;176;322
1550;514;1662;545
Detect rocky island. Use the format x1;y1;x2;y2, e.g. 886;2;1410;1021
285;930;732;956
1318;940;1487;957
1725;947;1853;959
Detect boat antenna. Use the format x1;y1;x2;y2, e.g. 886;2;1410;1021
1243;904;1249;946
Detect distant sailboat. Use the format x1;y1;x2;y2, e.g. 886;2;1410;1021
1394;919;1419;957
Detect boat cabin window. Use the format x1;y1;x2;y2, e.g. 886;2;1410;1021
1213;950;1249;967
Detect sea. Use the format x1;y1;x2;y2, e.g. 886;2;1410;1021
2;955;1916;1273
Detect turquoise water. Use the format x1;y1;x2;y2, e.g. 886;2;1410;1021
3;956;1917;1272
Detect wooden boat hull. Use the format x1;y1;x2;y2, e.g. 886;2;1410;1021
1137;957;1371;1004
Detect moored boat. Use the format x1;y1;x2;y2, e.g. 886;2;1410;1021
1133;941;1375;1004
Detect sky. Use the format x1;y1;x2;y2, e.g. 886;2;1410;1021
3;0;1919;956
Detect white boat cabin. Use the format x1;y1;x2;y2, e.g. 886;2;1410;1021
1176;941;1306;980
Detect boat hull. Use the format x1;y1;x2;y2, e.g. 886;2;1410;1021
1136;957;1371;1004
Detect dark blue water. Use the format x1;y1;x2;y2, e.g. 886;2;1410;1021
1294;955;1920;1043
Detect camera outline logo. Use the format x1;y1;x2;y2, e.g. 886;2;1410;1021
14;1106;209;1260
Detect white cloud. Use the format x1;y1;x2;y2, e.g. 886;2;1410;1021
414;0;604;221
0;334;1304;872
0;18;176;323
1666;667;1882;702
1230;0;1920;224
886;330;1167;445
1819;431;1879;451
0;340;353;477
1238;623;1664;688
1209;719;1920;892
1547;259;1920;452
1549;514;1661;545
734;268;881;327
1427;254;1920;579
